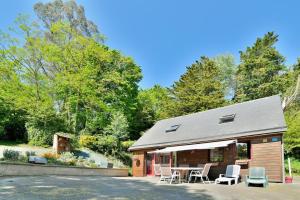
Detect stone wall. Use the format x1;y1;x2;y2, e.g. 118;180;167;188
0;162;128;177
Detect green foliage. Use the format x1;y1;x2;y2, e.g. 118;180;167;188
98;135;119;155
285;157;300;175
169;56;226;116
0;7;141;147
58;152;77;166
235;32;288;102
117;151;132;167
0;96;27;141
34;0;101;38
213;54;237;98
3;149;20;160
69;135;79;150
121;140;135;151
25;122;57;146
1;1;300;165
79;134;118;156
79;135;98;150
131;85;172;138
284;105;300;154
104;111;129;141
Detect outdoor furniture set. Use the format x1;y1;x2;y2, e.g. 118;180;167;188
159;164;268;187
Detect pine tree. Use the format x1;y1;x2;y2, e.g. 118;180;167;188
235;32;287;102
170;56;226;116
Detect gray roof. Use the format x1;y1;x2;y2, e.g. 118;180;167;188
129;95;287;151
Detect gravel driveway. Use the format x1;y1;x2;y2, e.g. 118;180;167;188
0;176;299;200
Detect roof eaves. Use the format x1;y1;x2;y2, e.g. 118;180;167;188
128;126;286;151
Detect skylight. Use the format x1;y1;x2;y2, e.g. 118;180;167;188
219;114;236;124
166;124;180;133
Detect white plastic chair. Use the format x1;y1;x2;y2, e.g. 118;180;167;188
159;166;180;184
188;163;212;183
215;165;241;185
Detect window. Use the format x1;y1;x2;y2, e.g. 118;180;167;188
160;154;170;164
209;148;224;162
219;114;236;123
165;124;180;133
237;142;251;159
155;154;170;164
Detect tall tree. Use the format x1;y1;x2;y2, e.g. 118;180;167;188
294;58;300;71
131;85;172;138
34;0;100;38
213;54;237;99
170;56;226;116
40;22;142;136
283;58;300;154
0;16;142;144
235;32;287;102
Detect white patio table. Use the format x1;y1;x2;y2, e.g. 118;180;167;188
171;167;203;183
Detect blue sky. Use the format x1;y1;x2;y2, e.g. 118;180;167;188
1;0;300;88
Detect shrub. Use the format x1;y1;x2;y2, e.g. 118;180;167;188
285;157;300;175
79;135;98;150
98;135;118;155
121;140;135;151
26;123;53;146
70;135;79;150
3;149;20;160
59;152;77;166
41;152;60;159
18;155;28;162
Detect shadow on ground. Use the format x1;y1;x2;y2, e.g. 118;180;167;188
0;176;214;200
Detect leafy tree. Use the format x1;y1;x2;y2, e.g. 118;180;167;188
170;56;226;116
0;13;142;145
284;104;300;154
131;85;172;139
235;32;288;102
0;14;56;142
294;58;300;72
104;111;129;155
40;22;142;135
104;111;129;141
34;0;100;38
213;54;237;99
283;58;300;155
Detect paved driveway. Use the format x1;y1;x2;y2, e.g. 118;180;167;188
0;176;299;200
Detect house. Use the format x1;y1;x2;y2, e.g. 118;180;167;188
128;95;287;182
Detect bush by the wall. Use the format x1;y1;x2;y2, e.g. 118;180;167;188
58;152;77;166
26;123;53;146
3;149;20;160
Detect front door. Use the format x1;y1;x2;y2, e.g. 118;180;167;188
146;154;153;175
